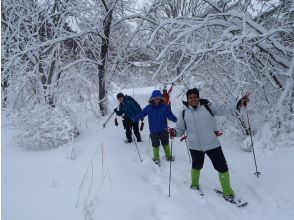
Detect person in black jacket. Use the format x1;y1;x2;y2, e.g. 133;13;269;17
114;92;143;143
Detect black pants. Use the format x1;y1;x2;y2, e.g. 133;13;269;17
150;130;169;147
123;119;141;143
189;146;228;173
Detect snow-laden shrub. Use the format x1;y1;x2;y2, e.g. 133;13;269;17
14;104;80;150
241;111;294;153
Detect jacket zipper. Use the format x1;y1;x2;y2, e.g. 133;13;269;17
191;107;203;150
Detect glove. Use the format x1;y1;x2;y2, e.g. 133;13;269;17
241;94;249;108
214;131;223;137
180;135;187;142
168;128;176;139
114;118;118;126
114;108;118;113
140;121;144;131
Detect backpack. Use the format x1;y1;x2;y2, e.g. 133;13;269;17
182;99;213;129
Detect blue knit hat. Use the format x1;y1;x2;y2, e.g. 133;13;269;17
149;90;165;102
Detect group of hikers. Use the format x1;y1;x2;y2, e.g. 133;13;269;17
113;86;249;203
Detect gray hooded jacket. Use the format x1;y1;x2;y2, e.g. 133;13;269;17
175;101;238;151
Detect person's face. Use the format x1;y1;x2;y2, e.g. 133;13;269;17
154;99;161;105
118;97;124;104
187;93;199;107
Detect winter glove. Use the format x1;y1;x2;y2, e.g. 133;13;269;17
114;108;118;113
237;93;250;110
168;128;176;139
114;118;118;126
214;131;223;137
241;94;249;108
140;121;144;131
180;135;187;142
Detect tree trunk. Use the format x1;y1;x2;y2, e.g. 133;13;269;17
98;9;113;116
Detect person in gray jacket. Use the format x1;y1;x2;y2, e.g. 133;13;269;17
169;88;249;201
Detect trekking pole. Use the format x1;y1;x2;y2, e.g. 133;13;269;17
169;138;174;197
130;127;143;163
246;109;261;178
185;139;191;163
102;111;115;128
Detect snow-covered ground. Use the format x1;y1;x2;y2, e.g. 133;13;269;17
2;87;294;220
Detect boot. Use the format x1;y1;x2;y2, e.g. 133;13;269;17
163;145;172;160
219;171;234;196
191;169;200;190
153;147;160;161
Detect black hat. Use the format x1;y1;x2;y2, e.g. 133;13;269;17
117;92;124;99
186;88;199;98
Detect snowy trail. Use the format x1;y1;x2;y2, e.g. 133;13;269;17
88;89;294;220
2;87;294;220
95;114;294;220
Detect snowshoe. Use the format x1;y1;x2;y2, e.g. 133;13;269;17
166;155;175;161
153;158;161;167
215;189;248;207
162;155;175;161
190;185;204;196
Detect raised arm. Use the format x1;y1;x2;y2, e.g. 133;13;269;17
168;86;173;94
209;94;249;116
208;101;238;116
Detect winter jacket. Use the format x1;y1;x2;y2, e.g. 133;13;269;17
133;103;177;133
163;86;173;105
175;101;238;151
115;95;142;120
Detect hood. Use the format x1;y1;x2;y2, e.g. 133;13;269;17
149;90;165;102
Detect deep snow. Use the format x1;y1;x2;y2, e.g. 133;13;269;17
2;86;294;220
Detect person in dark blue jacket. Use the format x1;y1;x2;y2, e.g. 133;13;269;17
132;90;177;166
114;93;143;143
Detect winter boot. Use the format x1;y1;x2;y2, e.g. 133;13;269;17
219;171;234;196
163;145;173;161
190;169;200;190
152;147;160;164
